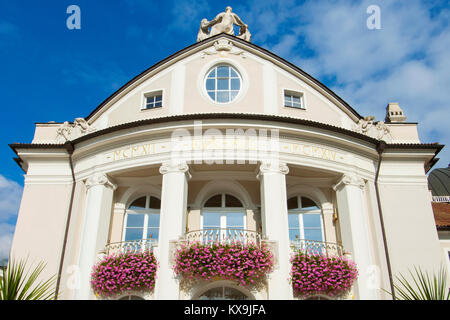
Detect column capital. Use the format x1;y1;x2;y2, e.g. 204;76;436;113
159;161;191;178
332;174;365;191
85;172;117;190
257;161;289;179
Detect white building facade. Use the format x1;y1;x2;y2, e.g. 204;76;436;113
8;15;445;300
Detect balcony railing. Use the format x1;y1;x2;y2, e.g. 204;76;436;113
184;228;262;246
432;196;450;203
103;238;158;255
290;239;345;257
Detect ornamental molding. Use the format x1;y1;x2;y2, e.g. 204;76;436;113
85;173;117;190
201;39;246;59
332;174;365;191
353;116;392;142
257;161;289;178
56;118;96;143
159;161;192;179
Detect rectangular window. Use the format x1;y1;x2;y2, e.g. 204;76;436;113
144;91;163;109
284;91;305;109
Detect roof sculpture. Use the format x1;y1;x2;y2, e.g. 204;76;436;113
197;7;251;42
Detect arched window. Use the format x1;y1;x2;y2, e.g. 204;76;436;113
287;196;324;242
118;295;145;300
196;285;250;300
201;193;245;240
124;195;161;241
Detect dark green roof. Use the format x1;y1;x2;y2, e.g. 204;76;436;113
428;165;450;196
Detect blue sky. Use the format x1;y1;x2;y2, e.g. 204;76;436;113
0;0;449;259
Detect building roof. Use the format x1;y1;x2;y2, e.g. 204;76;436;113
432;202;450;230
428;165;450;196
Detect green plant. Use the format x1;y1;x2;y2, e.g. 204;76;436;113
385;265;450;300
0;257;57;300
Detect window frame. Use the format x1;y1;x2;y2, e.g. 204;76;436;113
283;89;306;110
122;195;161;242
201;193;247;231
204;64;242;104
142;90;164;110
287;195;324;242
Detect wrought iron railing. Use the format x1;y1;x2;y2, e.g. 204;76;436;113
103;238;157;255
290;239;345;257
184;228;262;246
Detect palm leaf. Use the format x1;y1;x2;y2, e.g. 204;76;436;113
384;265;449;300
0;257;57;300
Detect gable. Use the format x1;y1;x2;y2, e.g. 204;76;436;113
87;34;362;131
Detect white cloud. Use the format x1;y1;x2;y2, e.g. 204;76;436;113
0;175;22;261
246;0;450;168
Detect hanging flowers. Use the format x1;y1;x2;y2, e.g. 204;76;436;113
174;242;274;287
90;251;158;298
290;251;358;298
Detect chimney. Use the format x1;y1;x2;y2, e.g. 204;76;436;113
385;102;407;123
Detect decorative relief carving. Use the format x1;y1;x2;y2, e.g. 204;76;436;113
197;7;251;42
85;173;117;190
353;116;392;142
332;174;365;191
56;118;96;143
201;39;246;59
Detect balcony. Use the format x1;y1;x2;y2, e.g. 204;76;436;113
102;238;158;255
290;238;345;257
184;228;262;246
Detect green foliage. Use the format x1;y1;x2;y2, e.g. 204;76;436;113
0;257;57;300
386;265;450;300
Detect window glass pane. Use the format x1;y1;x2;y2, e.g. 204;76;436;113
287;197;298;209
302;197;319;210
203;212;221;228
207;69;216;78
147;228;159;240
293;102;302;108
207;91;215;101
146;96;155;104
289;229;301;241
154;101;162;107
230;68;239;78
288;214;300;228
230;91;239;100
230;79;240;90
129;197;146;209
125;228;144;241
154;95;162;102
217;66;229;77
226;212;245;228
206;79;215;91
225;194;243;207
149;197;161;209
217;79;229;90
304;229;323;242
126;214;145;228
147;213;160;227
303;214;322;228
292;96;301;103
204;194;222;207
217;91;229;103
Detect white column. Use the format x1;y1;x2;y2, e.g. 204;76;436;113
155;161;190;300
258;161;293;300
333;174;376;300
75;173;116;300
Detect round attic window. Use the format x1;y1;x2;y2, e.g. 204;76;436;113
205;64;241;104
